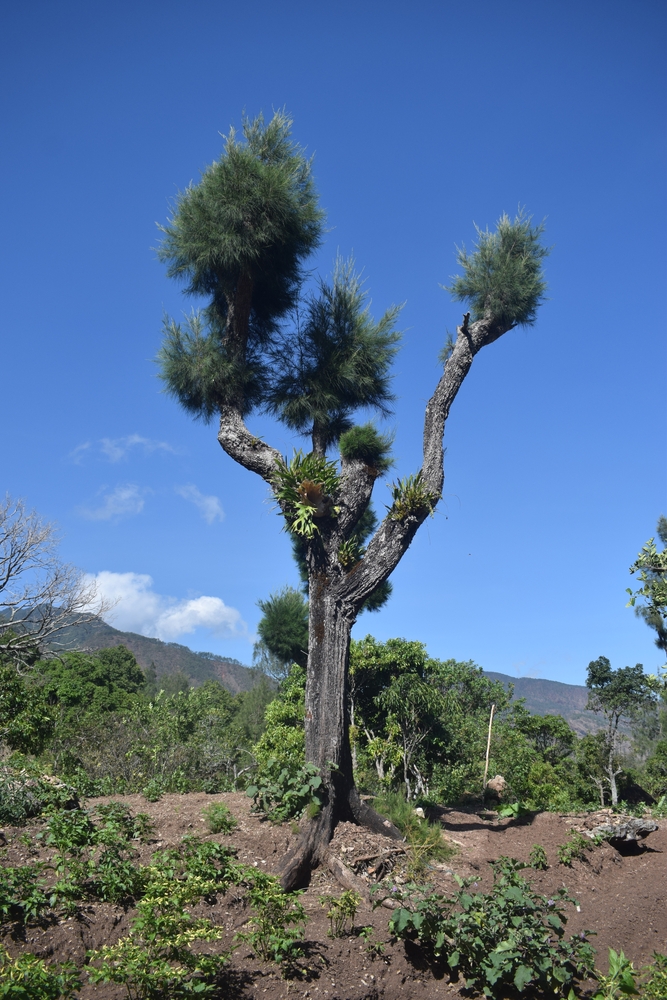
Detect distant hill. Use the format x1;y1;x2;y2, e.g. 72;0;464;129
53;619;256;694
484;671;603;735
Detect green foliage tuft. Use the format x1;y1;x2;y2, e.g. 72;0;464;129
256;586;309;670
557;831;593;866
338;423;394;473
235;871;307;967
446;210;549;328
529;844;549;870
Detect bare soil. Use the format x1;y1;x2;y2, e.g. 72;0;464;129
1;792;665;999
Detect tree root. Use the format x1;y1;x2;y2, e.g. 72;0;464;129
277;788;403;892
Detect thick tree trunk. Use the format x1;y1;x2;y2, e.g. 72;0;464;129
278;578;401;890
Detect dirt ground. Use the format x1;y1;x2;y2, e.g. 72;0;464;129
1;792;665;999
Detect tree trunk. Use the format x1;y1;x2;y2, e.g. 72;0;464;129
278;578;401;890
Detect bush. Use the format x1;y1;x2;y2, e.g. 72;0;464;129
0;946;81;1000
319;890;362;938
246;759;322;822
389;857;595;997
235;871;307;966
372;791;454;875
202;802;236;834
0;865;50;925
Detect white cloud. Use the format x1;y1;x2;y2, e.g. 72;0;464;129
79;484;146;521
68;435;177;464
87;571;247;642
175;484;225;524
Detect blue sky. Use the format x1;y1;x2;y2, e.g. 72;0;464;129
2;1;665;684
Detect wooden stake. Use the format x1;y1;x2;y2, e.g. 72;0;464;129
483;703;496;791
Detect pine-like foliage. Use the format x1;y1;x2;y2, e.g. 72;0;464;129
267;258;401;451
156;111;324;419
256;586;309;669
446;211;548;327
157;110;323;332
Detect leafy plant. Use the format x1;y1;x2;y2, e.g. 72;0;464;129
0;945;81;1000
0;772;41;826
529;844;549;870
640;951;667;999
87;879;228;999
201;802;236;834
319;889;362;937
359;925;385;957
588;948;639;999
387;472;439;522
246;759;323;822
95;801;154;844
90;851;147;904
498;800;532;819
272;451;340;538
557;831;593;866
236;871;307;966
0;865;50;924
389;857;594;997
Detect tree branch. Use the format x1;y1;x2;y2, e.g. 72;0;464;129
217;405;282;483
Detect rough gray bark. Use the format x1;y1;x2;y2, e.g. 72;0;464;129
215;304;516;889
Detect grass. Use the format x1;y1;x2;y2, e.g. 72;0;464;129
370;792;455;877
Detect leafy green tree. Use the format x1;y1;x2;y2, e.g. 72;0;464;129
586;656;657;805
255;586;309;673
627;516;667;657
157;109;549;887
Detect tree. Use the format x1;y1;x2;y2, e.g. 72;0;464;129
585;655;656;805
627;516;667;658
157;110;549;888
254;585;309;674
0;495;109;670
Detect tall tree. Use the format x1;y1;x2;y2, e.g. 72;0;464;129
627;516;667;658
157;110;549;888
585;655;656;805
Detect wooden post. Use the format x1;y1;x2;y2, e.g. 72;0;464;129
482;703;496;792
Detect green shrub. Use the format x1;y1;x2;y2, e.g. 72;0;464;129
94;801;154;843
87;879;228;999
0;946;81;1000
246;759;322;822
529;844;549;870
0;865;50;924
589;948;639;1000
389;857;594;998
557;831;593;866
640;951;667;999
236;871;307;966
372;791;454;875
319;889;362;937
201;802;236;834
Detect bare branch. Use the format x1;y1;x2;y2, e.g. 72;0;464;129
0;495;114;670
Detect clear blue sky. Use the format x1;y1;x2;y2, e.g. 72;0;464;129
2;1;665;684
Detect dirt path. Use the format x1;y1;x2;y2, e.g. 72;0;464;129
1;793;665;999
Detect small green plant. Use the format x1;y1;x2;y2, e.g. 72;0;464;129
651;794;667;819
557;830;593;866
141;778;164;802
87;879;228;999
247;760;323;823
359;925;385;957
272;451;340;538
319;889;362;938
201;802;236;834
90;851;147;904
0;945;81;1000
387;472;439;522
0;865;50;924
529;844;549;870
95;802;154;843
640;951;667;999
588;948;639;999
236;871;307;967
497;800;531;819
389;857;594;998
0;774;41;826
371;792;454;875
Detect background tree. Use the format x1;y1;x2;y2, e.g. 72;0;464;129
157;110;549;888
0;495;109;670
627;516;667;658
585;655;656;805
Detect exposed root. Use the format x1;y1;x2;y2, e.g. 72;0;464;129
278;787;403;892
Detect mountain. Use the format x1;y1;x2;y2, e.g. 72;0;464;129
483;671;603;735
53;618;256;694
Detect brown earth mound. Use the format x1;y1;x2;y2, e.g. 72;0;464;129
1;793;665;999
